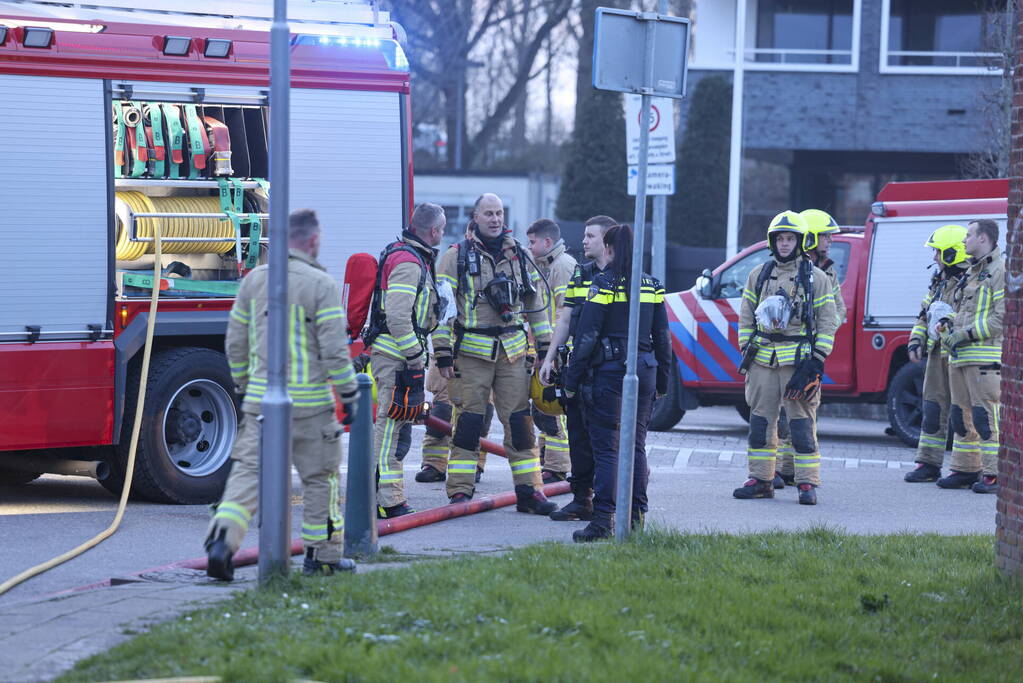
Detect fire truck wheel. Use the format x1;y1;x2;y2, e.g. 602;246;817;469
649;364;685;432
0;467;42;485
886;361;924;449
107;347;238;504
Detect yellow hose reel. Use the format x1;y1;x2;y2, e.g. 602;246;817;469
115;191;235;261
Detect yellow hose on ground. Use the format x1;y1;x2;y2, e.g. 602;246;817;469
115;192;234;261
0;225;163;597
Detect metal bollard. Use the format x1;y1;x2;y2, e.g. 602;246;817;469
344;373;378;558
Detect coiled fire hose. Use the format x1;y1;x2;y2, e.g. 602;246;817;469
115;192;235;261
0;225;163;597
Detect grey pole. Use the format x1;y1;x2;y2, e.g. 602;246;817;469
259;0;293;584
650;0;669;285
454;74;463;171
615;15;657;542
344;373;378;558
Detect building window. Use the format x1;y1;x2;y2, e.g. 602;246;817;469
751;0;855;66
882;0;1008;73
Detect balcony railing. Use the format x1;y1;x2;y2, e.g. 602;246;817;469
745;47;854;65
886;50;1004;71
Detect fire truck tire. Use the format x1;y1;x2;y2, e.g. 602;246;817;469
649;364;685;432
0;467;42;485
105;347;238;504
886;361;924;449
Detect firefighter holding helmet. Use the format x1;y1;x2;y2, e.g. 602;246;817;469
936;219;1005;493
434;193;557;512
734;211;837;505
902;225;973;484
773;209;847;488
363;202;445;519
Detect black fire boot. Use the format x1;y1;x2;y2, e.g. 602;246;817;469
415;465;445;483
573;518;613;543
550;486;594;521
631;509;645;532
904;462;941;483
542;469;568;484
516;485;557;515
798;483;817;506
772;472;785;490
377;501;416;519
449;492;473;505
205;528;234;582
972;475;998;494
475;467;484;483
781;473;796;487
733;478;774;499
302;548;356;576
937;470;980;489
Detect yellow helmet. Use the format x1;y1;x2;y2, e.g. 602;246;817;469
767;211;808;258
530;372;563;416
925;224;968;267
799;209;840;251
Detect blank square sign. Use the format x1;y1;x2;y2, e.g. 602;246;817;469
593;8;690;100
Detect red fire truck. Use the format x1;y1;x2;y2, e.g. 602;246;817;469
0;1;412;503
651;179;1008;447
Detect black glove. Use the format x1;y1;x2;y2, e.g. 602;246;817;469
340;400;358;426
784;356;824;401
351;351;371;374
387;367;426;422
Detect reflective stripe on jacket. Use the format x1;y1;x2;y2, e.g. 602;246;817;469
226;249;359;416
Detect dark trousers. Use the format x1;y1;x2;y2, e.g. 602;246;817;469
583;353;657;525
565;394;594;493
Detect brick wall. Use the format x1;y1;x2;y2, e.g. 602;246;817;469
997;8;1023;578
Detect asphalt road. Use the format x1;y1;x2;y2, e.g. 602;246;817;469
0;407;996;608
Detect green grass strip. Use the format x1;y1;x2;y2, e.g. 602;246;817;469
60;529;1021;683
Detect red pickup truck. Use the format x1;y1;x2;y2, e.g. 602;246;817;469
651;179;1008;447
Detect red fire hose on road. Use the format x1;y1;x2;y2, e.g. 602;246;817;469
173;415;569;572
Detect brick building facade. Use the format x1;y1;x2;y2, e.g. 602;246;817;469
997;7;1023;579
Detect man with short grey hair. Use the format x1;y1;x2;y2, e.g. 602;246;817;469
364;203;445;518
207;208;360;579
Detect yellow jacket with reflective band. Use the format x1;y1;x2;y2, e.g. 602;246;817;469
371;234;438;365
434;232;553;364
909;267;966;355
949;249;1004;367
226;249;359;416
738;257;838;368
536;240;578;325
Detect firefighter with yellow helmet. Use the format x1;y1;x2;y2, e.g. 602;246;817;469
773;209;847;488
901;224;973;483
734;211;837;505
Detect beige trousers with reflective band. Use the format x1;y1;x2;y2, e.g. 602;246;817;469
538;414;570;473
445;350;541;497
207;409;345;563
948;364;1000;475
371;351;411;508
421;362;490;473
745;363;821;486
915;352;957;467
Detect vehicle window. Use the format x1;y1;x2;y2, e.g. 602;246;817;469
718;248;772;299
829;241;851;283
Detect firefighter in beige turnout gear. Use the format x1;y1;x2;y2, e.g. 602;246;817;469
366;203;444;518
903;224;973;483
937;219;1005;494
775;209;846;487
416;364;494;482
734;211;837;505
206;209;359;580
526;219;577;482
434;193;556;512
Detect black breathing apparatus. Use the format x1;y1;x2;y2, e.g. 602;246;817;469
483;272;518;322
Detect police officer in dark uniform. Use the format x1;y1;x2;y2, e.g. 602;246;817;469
563;224;671;541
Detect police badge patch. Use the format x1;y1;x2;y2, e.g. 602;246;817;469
587;284;600;301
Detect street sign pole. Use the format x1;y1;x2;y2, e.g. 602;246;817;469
614;16;656;542
651;0;669;285
259;0;293;584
